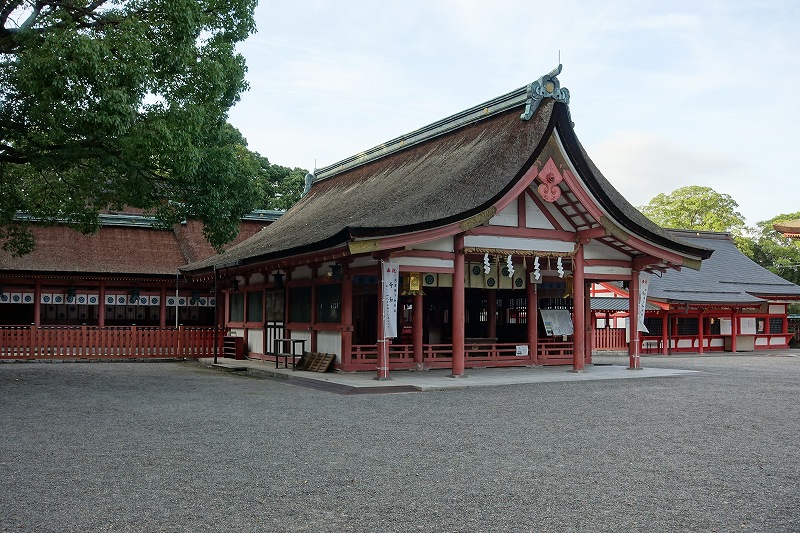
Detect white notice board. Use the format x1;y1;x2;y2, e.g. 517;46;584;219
540;309;574;336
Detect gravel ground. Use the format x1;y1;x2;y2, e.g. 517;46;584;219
1;353;799;532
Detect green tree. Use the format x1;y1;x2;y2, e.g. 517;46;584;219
253;156;306;211
750;212;800;290
1;0;259;255
639;185;747;234
639;185;755;255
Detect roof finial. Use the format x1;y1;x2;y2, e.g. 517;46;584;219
520;64;570;121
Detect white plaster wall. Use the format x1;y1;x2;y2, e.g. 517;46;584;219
489;201;518;227
395;257;454;270
525;194;555;229
769;304;785;315
412;237;454;252
247;328;264;354
317;331;342;359
585;266;631;277
583;240;630;261
464;235;574;253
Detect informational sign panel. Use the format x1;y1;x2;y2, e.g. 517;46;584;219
382;261;399;338
540;309;574;336
638;272;650;334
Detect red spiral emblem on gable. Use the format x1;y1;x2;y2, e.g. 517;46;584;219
538;171;562;202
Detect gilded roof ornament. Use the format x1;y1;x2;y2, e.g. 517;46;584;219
520;64;570;121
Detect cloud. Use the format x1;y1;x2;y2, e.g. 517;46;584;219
588;132;744;208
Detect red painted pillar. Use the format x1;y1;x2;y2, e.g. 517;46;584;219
376;264;389;380
572;244;585;371
98;281;106;328
730;308;738;353
33;280;41;327
584;282;592;364
697;310;705;354
310;267;318;353
159;283;167;328
412;292;424;369
341;271;353;370
629;271;641;369
486;290;497;340
526;258;538;365
661;312;669;355
452;234;465;377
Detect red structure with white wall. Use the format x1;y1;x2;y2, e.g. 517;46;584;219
182;67;714;375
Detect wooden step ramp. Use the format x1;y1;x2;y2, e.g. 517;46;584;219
296;351;335;373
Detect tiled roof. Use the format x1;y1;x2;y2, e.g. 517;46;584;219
591;297;660;312
648;230;800;303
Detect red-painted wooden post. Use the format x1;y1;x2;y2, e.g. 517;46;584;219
178;325;184;358
584;282;592;364
452;234;465;377
487;290;497;340
413;292;423;370
33;281;41;327
526;257;538;365
661;312;669;355
698;310;705;354
98;282;105;328
572;244;586;371
160;284;167;329
629;271;641;369
376;265;389;380
29;325;36;359
730;309;738;353
341;271;353;370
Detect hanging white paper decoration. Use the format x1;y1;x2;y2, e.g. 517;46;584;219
557;257;564;278
506;255;514;278
483;253;491;274
533;256;541;280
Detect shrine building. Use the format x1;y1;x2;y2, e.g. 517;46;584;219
180;66;714;376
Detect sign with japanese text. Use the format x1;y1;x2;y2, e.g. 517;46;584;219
637;272;650;334
382;261;399;338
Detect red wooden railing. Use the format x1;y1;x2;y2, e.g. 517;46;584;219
0;325;218;360
350;340;574;370
593;327;627;350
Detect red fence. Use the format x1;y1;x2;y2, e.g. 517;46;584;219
593;328;627;350
0;325;218;360
349;340;575;370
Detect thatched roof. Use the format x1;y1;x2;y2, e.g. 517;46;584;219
182;76;712;275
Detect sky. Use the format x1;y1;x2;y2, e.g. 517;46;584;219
227;0;800;227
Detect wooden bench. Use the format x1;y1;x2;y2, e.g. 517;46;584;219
295;351;336;373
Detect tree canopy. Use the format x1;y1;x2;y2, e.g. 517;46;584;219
0;0;259;256
253;156;306;211
639;186;747;234
750;212;800;288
